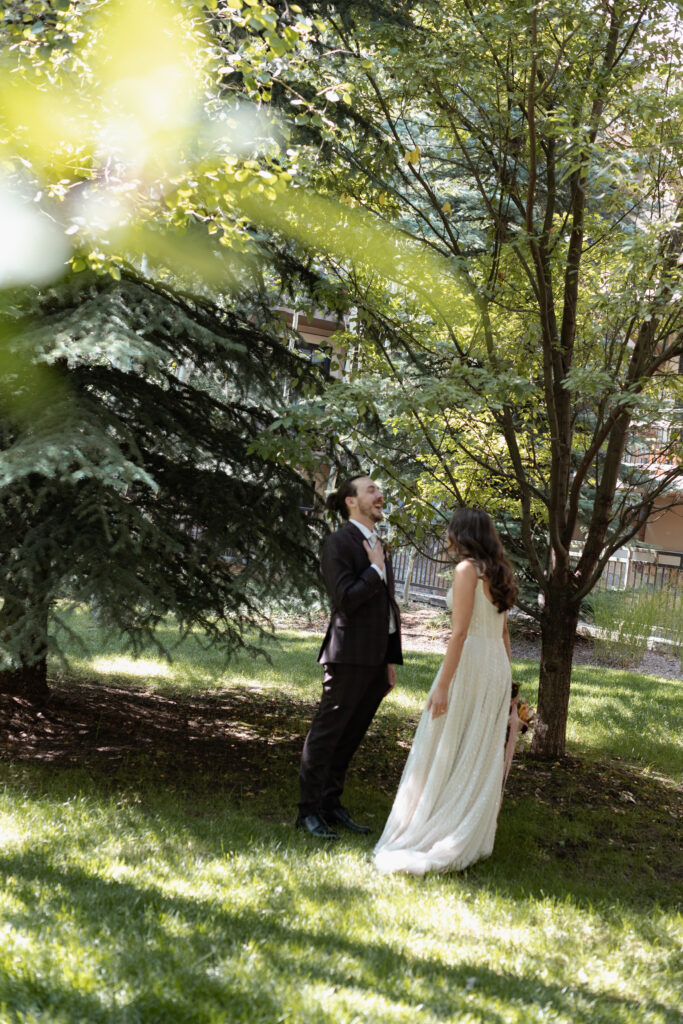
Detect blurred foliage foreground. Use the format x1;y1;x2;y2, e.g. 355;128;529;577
0;0;340;697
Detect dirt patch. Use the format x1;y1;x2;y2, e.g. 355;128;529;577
0;681;307;792
278;604;682;678
1;676;680;813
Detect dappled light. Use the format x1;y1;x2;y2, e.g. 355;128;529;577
1;620;680;1022
0;0;681;1019
91;656;173;679
0;184;70;287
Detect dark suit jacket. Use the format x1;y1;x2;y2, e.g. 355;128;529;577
317;522;403;667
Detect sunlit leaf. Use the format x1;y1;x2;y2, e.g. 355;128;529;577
0;184;70;287
89;0;207;171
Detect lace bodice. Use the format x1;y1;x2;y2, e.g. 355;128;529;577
468;579;505;639
445;577;505;641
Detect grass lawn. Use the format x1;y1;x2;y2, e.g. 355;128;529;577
0;613;681;1024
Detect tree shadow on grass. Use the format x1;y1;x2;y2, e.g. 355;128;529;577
1;675;681;916
0;848;680;1024
566;672;681;774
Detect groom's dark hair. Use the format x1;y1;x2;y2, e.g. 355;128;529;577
326;475;365;520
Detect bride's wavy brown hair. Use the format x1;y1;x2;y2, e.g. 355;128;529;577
446;508;518;613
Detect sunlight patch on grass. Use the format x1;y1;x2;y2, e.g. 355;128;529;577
0;814;28;849
3;605;675;1022
90;655;174;679
383;686;429;715
0;770;679;1024
565;664;681;778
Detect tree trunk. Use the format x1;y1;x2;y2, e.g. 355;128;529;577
0;658;49;703
530;594;580;759
0;593;50;703
402;548;417;605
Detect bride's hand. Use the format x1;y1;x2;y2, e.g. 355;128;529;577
427;684;449;720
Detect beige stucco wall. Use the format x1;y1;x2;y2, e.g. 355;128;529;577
641;500;683;555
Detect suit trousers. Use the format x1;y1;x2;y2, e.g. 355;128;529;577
298;661;389;817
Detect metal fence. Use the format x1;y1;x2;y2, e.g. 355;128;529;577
601;558;683;590
391;539;452;600
392;542;683;607
597;560;683;619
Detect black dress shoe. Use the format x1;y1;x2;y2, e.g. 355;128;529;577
324;807;372;834
295;813;340;839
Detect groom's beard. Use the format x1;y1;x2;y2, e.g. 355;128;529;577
356;499;383;523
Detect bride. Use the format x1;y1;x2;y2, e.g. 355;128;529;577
374;507;518;875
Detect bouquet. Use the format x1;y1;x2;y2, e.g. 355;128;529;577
502;682;536;796
511;681;536;734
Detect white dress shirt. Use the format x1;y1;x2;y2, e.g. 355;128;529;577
349;518;397;634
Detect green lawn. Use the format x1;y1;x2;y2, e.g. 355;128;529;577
0;617;681;1024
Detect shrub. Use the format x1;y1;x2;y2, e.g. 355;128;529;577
591;584;682;667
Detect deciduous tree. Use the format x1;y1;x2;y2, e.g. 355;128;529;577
258;0;683;757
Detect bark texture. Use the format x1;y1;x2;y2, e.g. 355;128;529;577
531;597;581;759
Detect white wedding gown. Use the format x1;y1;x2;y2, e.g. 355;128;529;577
374;578;511;875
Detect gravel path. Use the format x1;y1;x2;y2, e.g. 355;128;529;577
281;605;682;680
399;604;682;679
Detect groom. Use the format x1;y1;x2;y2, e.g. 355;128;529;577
297;475;402;839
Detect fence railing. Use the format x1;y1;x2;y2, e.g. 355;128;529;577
596;560;683;621
391;542;683;605
390;539;452;598
600;557;683;589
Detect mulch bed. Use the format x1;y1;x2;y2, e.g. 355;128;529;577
1;676;680;834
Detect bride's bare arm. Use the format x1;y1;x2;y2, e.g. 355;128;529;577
427;560;477;719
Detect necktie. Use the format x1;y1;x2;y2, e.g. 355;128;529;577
368;536;397;634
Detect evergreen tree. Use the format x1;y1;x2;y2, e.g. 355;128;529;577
0;269;328;701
